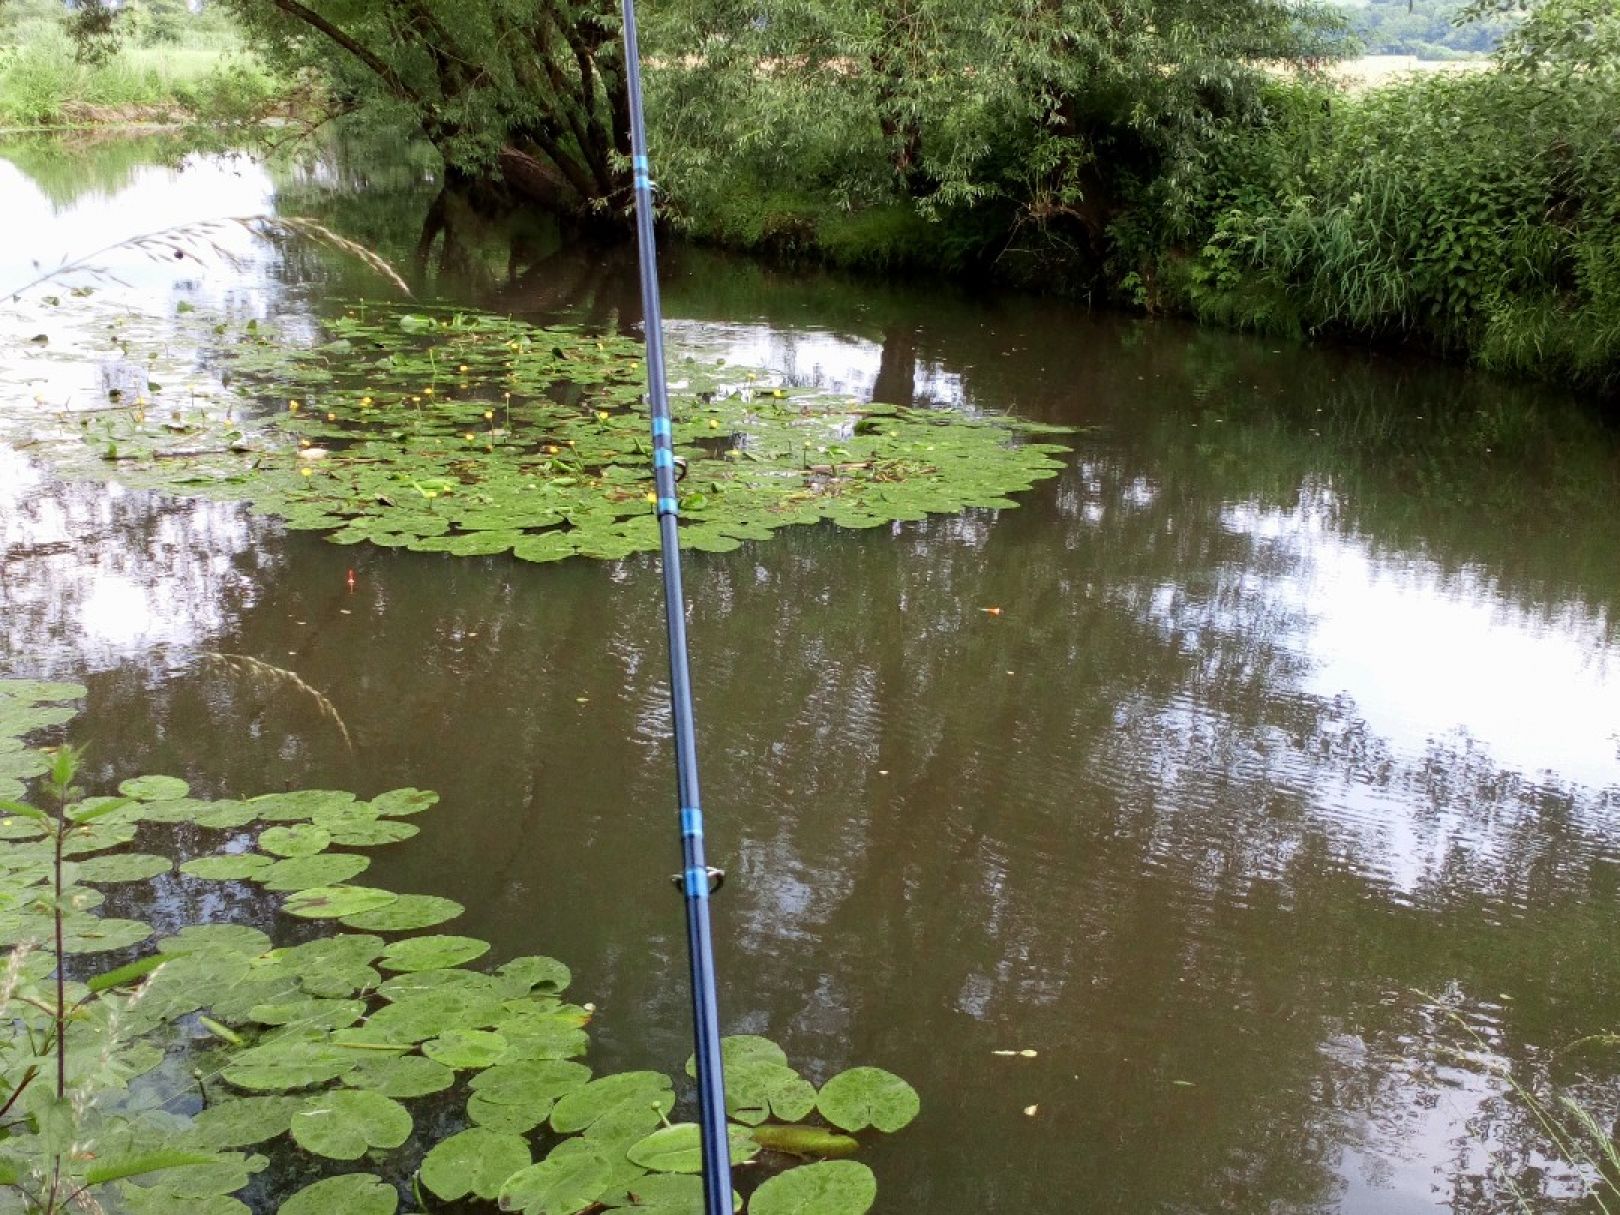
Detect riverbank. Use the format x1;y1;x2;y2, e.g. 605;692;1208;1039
0;37;282;131
669;66;1620;405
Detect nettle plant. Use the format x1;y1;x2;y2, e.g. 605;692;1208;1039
0;680;917;1215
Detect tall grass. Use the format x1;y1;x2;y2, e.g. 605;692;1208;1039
0;11;280;129
1169;71;1620;394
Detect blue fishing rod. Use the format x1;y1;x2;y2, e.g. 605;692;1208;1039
618;4;734;1213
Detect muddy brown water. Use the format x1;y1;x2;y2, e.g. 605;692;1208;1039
1;137;1618;1214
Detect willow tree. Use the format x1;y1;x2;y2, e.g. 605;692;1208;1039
222;0;635;218
651;0;1347;267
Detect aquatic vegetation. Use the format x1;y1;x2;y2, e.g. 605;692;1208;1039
0;678;916;1214
41;303;1070;563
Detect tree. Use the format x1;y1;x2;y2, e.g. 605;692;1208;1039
650;0;1347;271
218;0;636;218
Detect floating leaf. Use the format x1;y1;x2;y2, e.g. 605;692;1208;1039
420;1127;531;1202
277;1173;397;1215
498;955;571;996
815;1068;919;1133
378;934;489;973
246;998;366;1031
118;775;190;802
188;1097;303;1149
179;853;272;881
70;853;172;883
424;1028;508;1069
340;893;462;931
600;1173;744;1213
259;824;331;858
342;1054;456;1098
750;1125;861;1159
369;788;438;817
221;1037;361;1091
290;1089;412;1160
498;1140;614;1215
625;1123;759;1175
551;1072;675;1135
282;886;397;920
260;853;370;892
747;1162;877;1215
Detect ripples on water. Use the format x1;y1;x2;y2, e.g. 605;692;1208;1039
1;138;1618;1214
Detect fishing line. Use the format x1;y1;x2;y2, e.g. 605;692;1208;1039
617;4;734;1213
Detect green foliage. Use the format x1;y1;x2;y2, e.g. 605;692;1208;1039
28;301;1070;563
1173;69;1620;393
0;683;919;1214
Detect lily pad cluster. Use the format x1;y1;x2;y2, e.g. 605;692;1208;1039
59;304;1070;561
0;682;918;1215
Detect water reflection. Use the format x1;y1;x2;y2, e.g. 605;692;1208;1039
1;137;1619;1214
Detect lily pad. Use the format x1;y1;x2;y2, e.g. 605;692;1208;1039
498;1140;614;1215
260;853;370;892
551;1071;675;1135
625;1123;759;1175
339;893;462;931
747;1161;877;1215
423;1028;508;1069
70;853;172;883
342;1054;456;1098
118;775;191;802
815;1068;919;1133
282;886;397;920
277;1173;397;1215
369;787;438;817
378;934;490;973
221;1037;361;1091
187;1096;303;1149
419;1127;531;1202
180;854;272;881
289;1089;412;1160
259;824;331;858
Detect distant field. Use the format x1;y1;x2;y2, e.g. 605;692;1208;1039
1333;53;1491;89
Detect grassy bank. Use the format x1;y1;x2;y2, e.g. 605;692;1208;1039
0;7;281;130
667;66;1620;401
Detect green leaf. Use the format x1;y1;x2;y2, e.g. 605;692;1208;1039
188;1096;304;1148
260;853;371;891
119;1186;248;1215
282;886;398;920
222;1037;362;1091
423;1028;508;1069
339;893;462;931
498;955;571;995
378;934;490;972
625;1123;759;1174
259;824;332;857
70;853;172;883
747;1162;877;1215
290;1089;413;1159
180;854;272;880
498;1140;614;1215
815;1068;919;1132
342;1054;456;1098
551;1071;674;1135
277;1173;398;1215
369;787;438;817
750;1125;861;1158
118;775;191;802
600;1174;742;1213
420;1127;531;1201
88;952;172;992
83;1150;222;1185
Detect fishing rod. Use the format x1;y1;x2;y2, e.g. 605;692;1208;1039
617;4;734;1214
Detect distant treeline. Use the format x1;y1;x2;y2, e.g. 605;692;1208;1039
1338;0;1515;58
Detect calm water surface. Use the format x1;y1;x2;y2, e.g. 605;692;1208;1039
2;138;1619;1214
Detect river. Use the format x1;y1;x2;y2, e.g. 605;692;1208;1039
1;135;1618;1214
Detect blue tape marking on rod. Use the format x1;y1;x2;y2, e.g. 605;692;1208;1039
619;4;732;1212
655;448;674;469
681;807;704;838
